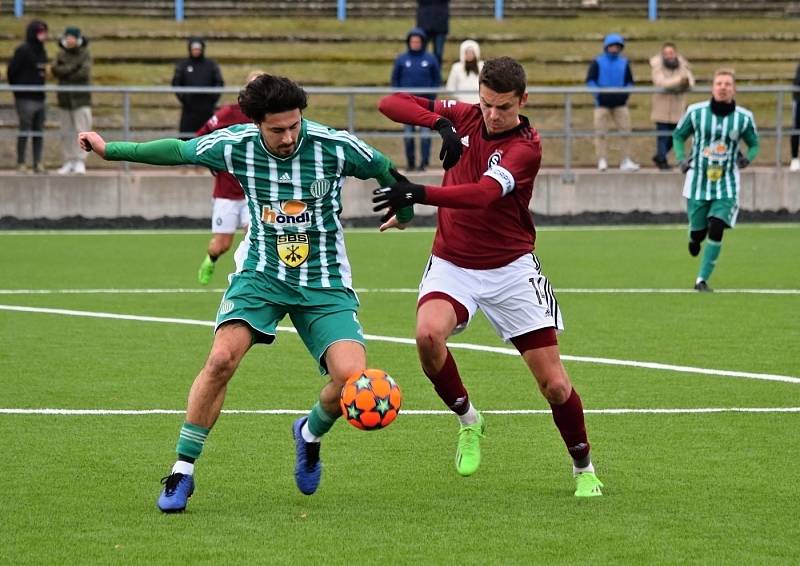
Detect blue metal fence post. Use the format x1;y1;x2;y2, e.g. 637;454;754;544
648;0;657;21
337;0;346;21
175;0;184;22
14;0;24;17
495;0;504;20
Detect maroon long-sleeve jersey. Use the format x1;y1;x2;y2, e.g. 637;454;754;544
196;103;251;200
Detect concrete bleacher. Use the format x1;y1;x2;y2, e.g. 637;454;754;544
19;0;800;17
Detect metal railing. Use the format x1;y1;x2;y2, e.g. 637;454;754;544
2;84;798;182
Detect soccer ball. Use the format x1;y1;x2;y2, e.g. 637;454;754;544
339;369;402;430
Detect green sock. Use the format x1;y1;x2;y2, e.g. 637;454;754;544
175;422;210;460
307;402;338;438
698;240;722;281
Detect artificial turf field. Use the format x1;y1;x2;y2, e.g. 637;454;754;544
0;224;798;564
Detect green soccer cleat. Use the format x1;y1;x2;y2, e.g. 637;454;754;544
455;413;485;477
198;255;215;285
574;471;604;497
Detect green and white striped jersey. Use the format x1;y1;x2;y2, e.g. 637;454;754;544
673;101;759;200
182;119;393;289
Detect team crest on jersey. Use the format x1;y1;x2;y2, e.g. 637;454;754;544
277;233;309;268
310;178;331;198
261;200;312;227
488;150;503;167
219;300;235;315
729;128;740;141
702;141;729;162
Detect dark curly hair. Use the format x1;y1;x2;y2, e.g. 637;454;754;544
238;74;308;122
479;57;527;97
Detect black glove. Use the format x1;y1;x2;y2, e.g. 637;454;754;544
679;159;692;174
736;151;750;169
435;117;462;170
375;168;413;223
372;180;426;213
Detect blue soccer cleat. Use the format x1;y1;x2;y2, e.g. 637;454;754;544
157;472;194;513
292;416;322;495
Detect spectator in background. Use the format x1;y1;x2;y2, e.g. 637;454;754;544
446;39;483;104
790;62;800;172
391;28;440;171
650;42;694;171
52;26;92;175
172;37;224;140
586;33;639;172
416;0;449;68
7;20;49;174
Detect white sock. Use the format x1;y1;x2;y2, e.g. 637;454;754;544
695;277;705;285
172;460;194;476
573;461;595;475
301;421;321;443
457;402;480;426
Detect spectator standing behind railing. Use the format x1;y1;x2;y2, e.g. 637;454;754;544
650;43;694;171
391;28;441;172
445;40;483;104
416;0;449;69
171;37;224;140
52;26;92;175
790;62;800;172
6;20;48;174
586;33;639;172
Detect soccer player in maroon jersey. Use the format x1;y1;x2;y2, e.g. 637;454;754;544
374;57;603;497
195;71;262;285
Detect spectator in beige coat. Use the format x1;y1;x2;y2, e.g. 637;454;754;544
650;43;694;170
445;39;483;103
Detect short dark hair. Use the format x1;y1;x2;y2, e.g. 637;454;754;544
238;74;308;122
479;57;527;97
662;42;677;50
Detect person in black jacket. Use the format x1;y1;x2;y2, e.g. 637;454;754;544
171;37;224;140
7;20;49;173
417;0;449;68
790;63;800;172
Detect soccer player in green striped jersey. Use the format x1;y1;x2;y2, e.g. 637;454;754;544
79;74;412;512
673;69;760;292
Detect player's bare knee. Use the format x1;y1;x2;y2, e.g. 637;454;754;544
204;348;238;381
539;377;571;405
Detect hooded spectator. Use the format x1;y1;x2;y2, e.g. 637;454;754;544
52;26;92;175
586;33;639;171
446;39;483;104
171;37;224;140
391;28;441;171
7;19;49;173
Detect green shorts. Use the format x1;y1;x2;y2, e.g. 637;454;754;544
215;271;364;374
686;197;739;231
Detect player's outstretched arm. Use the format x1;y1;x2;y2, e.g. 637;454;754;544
373;176;503;213
79;132;190;166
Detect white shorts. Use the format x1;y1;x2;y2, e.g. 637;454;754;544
211;198;249;234
418;253;564;342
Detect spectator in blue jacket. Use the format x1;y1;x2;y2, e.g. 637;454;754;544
391;27;441;171
586;33;639;172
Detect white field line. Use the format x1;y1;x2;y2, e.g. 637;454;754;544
1;407;799;416
2;303;799;385
0;287;798;295
1;224;798;236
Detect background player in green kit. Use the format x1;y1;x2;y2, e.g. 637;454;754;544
78;74;411;512
673;69;760;292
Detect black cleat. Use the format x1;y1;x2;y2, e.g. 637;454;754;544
688;241;701;257
694;280;713;292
